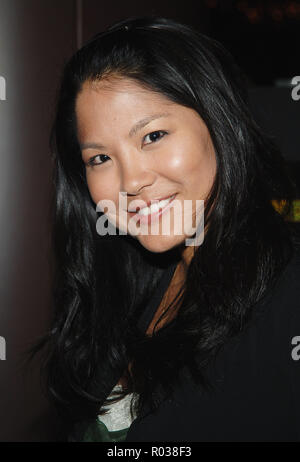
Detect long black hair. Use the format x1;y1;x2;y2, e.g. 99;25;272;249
25;16;299;430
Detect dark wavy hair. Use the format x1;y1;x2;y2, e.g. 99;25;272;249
25;16;299;432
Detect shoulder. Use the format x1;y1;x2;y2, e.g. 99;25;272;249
255;239;300;369
280;239;300;435
233;240;300;366
269;240;300;317
260;240;300;329
281;242;300;350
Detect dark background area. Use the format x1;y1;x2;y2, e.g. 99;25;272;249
83;0;300;86
0;0;299;441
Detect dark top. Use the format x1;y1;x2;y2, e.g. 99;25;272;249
136;259;178;333
124;244;300;442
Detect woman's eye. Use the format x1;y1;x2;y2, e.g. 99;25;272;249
143;130;167;146
87;154;110;167
85;131;167;167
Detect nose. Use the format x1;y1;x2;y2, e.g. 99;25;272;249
120;153;156;196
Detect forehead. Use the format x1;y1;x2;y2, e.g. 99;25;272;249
75;77;174;115
75;76;206;142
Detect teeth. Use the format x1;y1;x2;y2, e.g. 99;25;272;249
137;195;175;216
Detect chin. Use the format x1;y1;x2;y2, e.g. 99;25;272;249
136;235;185;254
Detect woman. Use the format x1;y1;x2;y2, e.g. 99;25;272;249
27;16;300;442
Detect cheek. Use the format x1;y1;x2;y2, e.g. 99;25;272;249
164;139;216;187
190;151;216;198
86;173;116;205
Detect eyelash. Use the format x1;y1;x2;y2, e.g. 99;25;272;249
86;130;168;167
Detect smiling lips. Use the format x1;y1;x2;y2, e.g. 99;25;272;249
127;194;177;217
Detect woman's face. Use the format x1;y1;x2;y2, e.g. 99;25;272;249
75;76;216;255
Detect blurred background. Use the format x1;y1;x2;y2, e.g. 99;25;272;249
0;0;299;441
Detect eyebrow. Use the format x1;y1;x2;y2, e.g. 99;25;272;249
80;112;171;150
128;112;171;137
